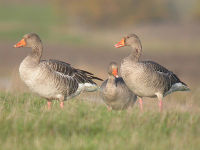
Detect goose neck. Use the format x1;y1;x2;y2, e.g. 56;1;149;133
107;75;116;84
128;47;142;62
28;43;43;63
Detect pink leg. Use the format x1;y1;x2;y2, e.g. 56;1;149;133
47;101;52;110
139;98;143;112
159;99;163;112
107;106;112;112
60;101;64;109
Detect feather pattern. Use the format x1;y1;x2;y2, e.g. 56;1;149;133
38;59;102;99
42;59;101;84
118;34;189;100
142;61;189;95
100;62;137;110
115;33;190;111
17;33;102;105
100;77;137;110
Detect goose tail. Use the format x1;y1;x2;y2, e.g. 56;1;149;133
164;82;190;96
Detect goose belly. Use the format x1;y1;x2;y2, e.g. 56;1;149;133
19;66;60;99
102;89;133;110
28;80;59;99
125;78;156;97
100;83;117;102
109;93;133;110
100;81;133;109
121;63;157;97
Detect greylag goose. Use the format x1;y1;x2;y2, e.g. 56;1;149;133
114;34;190;111
100;62;137;111
13;33;102;109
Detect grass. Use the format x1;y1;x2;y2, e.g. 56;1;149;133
0;2;199;148
0;91;200;150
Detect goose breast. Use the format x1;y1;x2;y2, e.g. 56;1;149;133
19;62;63;99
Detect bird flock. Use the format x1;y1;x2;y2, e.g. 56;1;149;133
13;33;190;111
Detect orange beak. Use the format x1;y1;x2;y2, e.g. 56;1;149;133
114;38;125;48
14;38;26;48
112;68;119;78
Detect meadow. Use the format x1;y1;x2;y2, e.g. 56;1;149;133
0;1;200;150
0;90;200;150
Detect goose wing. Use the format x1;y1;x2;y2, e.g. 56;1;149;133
142;61;187;93
40;59;102;96
41;59;102;84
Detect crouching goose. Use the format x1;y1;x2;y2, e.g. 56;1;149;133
13;33;102;109
100;62;137;111
114;34;190;112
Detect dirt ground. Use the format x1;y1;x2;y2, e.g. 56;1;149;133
0;42;199;91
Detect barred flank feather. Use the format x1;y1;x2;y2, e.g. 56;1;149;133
41;59;102;98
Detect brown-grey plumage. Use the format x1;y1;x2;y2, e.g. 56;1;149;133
100;62;137;110
14;33;102;109
114;34;190;111
141;60;188;96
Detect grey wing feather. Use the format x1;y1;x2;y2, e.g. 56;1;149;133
41;59;102;96
40;59;78;95
41;59;102;84
142;61;187;92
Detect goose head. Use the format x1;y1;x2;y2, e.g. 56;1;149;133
14;33;42;48
108;62;119;78
114;34;142;50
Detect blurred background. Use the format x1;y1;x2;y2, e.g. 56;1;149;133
0;0;199;92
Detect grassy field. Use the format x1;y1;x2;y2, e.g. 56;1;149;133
0;1;200;150
0;91;200;150
0;2;199;149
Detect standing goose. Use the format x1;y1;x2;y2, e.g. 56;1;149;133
114;34;189;111
100;62;137;111
13;33;102;109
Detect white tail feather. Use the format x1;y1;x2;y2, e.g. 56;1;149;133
164;83;190;96
78;83;98;92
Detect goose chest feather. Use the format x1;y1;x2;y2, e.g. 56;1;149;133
19;56;61;99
